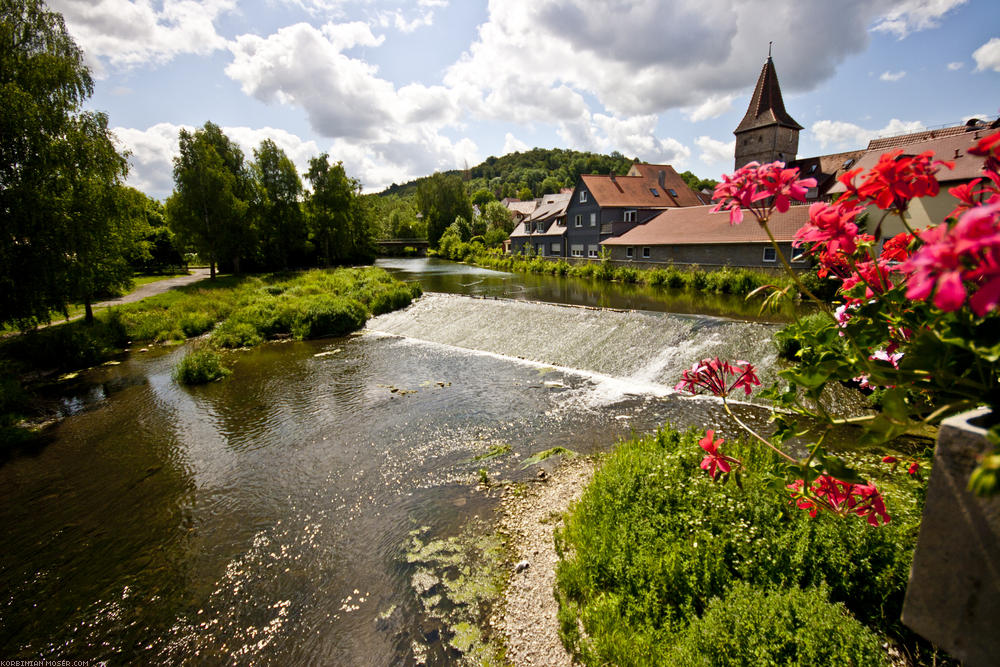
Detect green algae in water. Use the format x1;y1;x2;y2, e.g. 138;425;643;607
401;521;509;664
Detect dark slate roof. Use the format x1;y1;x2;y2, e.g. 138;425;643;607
601;203;811;246
735;57;803;134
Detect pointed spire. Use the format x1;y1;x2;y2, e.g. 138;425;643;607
735;55;803;134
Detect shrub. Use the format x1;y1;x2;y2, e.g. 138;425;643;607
368;284;418;316
615;266;639;283
210;320;264;349
668;583;887;666
291;296;367;339
174;348;230;385
774;311;836;361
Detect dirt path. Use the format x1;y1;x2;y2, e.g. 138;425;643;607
90;267;212;309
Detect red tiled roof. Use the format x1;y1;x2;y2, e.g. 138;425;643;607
866;124;976;152
580;163;700;208
601;204;811;246
827;128;992;194
735;57;803;134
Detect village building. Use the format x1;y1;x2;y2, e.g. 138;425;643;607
508;193;571;255
562;163;701;258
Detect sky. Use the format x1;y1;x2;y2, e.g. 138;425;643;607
49;0;1000;199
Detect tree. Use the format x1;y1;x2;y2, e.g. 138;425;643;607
480;200;515;234
539;175;563;195
120;188;185;273
471;188;496;208
252;139;305;270
415;172;473;248
166;123;251;278
680;170;719;193
516;187;534;201
59;112;137;322
0;0;137;327
306;154;373;265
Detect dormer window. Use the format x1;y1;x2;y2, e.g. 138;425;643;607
579;190;588;203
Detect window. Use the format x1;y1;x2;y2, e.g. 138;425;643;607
590;212;597;226
626;247;634;258
667;188;678;197
624;209;636;222
588;245;599;258
536;222;545;233
579;190;588;203
791;249;807;263
763;247;777;262
642;247;651;259
574;214;582;227
537;243;544;255
649;187;660;197
571;244;584;257
551;243;561;254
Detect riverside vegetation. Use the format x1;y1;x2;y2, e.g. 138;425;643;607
554;427;931;666
0;267;421;444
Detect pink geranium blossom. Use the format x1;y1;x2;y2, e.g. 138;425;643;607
712;161;815;226
836;150;953;214
698;430;741;480
675;357;761;398
787;475;891;527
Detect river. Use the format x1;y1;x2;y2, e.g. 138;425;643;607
0;259;784;665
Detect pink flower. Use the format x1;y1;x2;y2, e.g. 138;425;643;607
699;430;736;480
712;161;815;226
837;150;953;214
794;202;863;265
675;358;761;398
787;474;891;526
882;455;898;464
968;129;1000;173
907;461;920;476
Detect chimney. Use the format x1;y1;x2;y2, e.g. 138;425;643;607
657;170;665;188
609;170;616;181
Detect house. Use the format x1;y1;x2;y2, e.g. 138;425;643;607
503;198;538;226
508;193;571;256
562;163;702;259
601;203;811;269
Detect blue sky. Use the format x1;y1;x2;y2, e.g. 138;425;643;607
50;0;1000;199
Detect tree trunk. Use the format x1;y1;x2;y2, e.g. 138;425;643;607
210;259;216;279
233;255;241;275
84;300;94;324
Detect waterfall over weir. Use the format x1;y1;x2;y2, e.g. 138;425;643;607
367;293;780;399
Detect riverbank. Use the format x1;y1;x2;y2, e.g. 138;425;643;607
496;457;595;666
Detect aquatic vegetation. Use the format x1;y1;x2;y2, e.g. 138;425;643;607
521;446;577;468
174;348;231;385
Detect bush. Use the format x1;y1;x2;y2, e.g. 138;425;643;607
668;583;887;666
291;296;367;339
210;320;264;349
554;426;924;666
174;348;230;385
368;284;419;316
615;266;639;283
774;311;837;361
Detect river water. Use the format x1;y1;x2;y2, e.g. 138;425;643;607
0;259;784;665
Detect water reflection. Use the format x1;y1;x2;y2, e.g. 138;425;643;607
376;257;800;322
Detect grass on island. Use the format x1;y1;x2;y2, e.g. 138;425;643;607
0;267;422;439
554;425;938;666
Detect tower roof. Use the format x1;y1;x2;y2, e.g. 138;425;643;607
735;57;803;134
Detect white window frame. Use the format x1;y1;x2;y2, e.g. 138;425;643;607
579;190;588;203
574;214;582;228
571;244;584;257
590;212;597;227
763;247;777;263
642;247;651;259
791;248;807;263
624;209;637;223
626;247;634;259
588;245;599;258
551;242;561;254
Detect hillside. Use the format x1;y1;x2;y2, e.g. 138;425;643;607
377;148;715;201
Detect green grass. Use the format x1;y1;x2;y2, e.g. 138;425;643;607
174;347;230;385
554;425;932;666
0;267;422;442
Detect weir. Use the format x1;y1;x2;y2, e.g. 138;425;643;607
367;293;781;397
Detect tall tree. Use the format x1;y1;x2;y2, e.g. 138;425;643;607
0;0;136;327
166;123;251;278
251;139;305;270
415;172;473;248
305;154;373;266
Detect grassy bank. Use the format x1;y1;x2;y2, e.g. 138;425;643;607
0;267;421;439
554;426;938;666
433;240;836;300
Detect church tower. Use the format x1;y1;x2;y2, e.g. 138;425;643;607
734;55;803;168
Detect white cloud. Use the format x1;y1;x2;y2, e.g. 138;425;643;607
49;0;235;75
879;70;907;81
590;114;690;165
695;136;736;166
811;118;926;150
947;61;964;70
973;37;1000;72
376;9;435;33
684;95;736;122
502;133;530;155
871;0;968;38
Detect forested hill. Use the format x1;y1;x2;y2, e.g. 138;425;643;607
378;148;716;201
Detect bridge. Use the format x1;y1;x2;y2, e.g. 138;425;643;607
376;238;430;256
